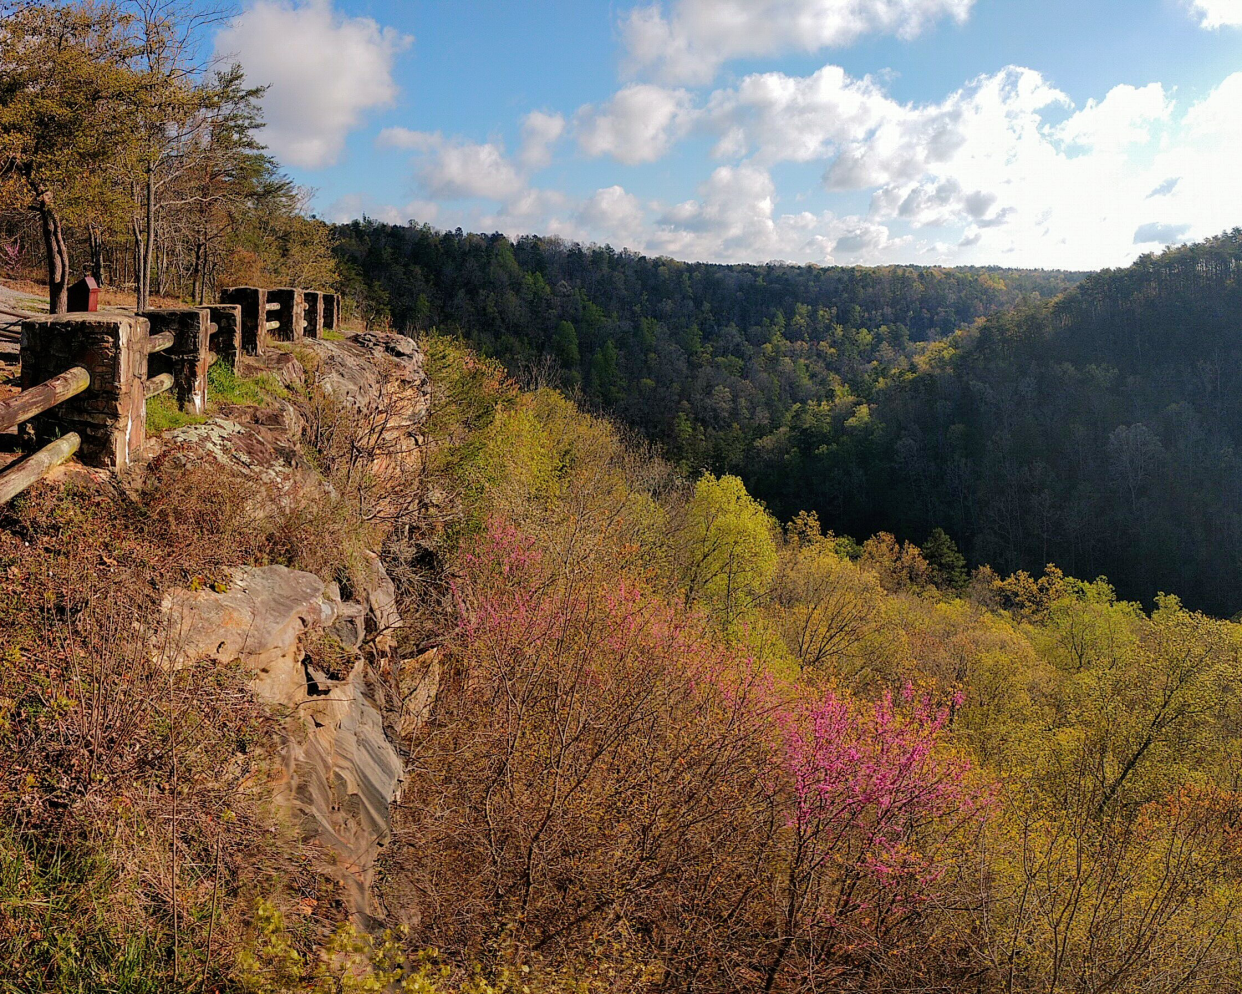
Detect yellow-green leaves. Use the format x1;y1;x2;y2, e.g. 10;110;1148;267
676;473;778;624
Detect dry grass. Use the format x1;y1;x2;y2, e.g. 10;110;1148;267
0;377;408;987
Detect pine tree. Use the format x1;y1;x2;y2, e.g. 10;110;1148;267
923;527;968;590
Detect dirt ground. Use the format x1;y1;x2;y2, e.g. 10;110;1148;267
1;276;186;313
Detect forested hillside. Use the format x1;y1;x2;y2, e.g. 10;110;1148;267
337;221;1242;615
833;231;1242;616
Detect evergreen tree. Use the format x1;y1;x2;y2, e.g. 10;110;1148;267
923;527;968;590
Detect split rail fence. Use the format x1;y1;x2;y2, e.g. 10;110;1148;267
0;286;340;505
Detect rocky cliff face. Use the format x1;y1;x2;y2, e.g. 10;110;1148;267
153;333;433;919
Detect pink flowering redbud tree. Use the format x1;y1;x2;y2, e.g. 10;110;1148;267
763;685;990;990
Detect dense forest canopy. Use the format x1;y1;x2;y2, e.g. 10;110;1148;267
336;221;1242;616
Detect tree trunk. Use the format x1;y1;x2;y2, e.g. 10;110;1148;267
194;238;206;304
137;164;155;311
35;188;70;315
88;224;104;284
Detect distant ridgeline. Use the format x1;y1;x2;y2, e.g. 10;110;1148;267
335;221;1242;615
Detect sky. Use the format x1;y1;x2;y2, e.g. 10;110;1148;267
211;0;1242;270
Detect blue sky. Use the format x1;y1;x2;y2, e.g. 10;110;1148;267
213;0;1242;269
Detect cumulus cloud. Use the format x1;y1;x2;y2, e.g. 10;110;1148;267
636;163;905;263
1189;0;1242;27
638;65;1242;266
1054;83;1171;150
216;0;410;169
705;65;895;163
348;63;1242;270
378;130;525;200
376;112;565;216
833;221;892;256
622;0;975;85
519;111;566;170
324;193;441;226
577;85;696;164
576;186;649;244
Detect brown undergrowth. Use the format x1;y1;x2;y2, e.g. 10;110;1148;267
0;378;394;990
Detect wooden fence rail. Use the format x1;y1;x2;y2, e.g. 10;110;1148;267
0;365;90;433
144;373;174;399
0;433;81;504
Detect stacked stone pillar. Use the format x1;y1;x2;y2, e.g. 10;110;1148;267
303;291;323;339
268;288;305;342
20;313;149;469
208;304;242;367
143;308;211;415
219;286;268;355
322;293;339;332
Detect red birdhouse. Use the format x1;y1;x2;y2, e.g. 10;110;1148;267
67;275;99;313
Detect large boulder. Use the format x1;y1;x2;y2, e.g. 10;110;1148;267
158;564;407;917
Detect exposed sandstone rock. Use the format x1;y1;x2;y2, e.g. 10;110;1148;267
359;551;401;639
159;564;343;705
289;662;403;917
155;417;305;490
302;334;428;418
144;324;435;923
238;350;305;391
353;331;418;360
158;564;408;917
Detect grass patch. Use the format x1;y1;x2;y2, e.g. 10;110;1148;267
322;329;345;342
0;833;168;994
206;361;288;408
145;392;205;434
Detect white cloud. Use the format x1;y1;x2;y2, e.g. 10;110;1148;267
705;65;896;163
1054;83;1171;150
823;67;1069;195
622;0;975;85
345;64;1242;271
377;129;525;200
376;127;439;151
576;186;649;244
577;84;696;164
423;140;524;201
793;65;1242;267
216;0;410;169
519;111;567;170
639;163;906;263
1189;0;1242;27
323;192;442;226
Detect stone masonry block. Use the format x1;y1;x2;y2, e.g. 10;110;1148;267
143;308;211;416
20;313;149;469
304;291;323;340
220;286;268;355
208;304;242;366
268;288;305;342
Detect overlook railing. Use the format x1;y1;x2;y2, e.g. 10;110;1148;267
0;285;338;505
